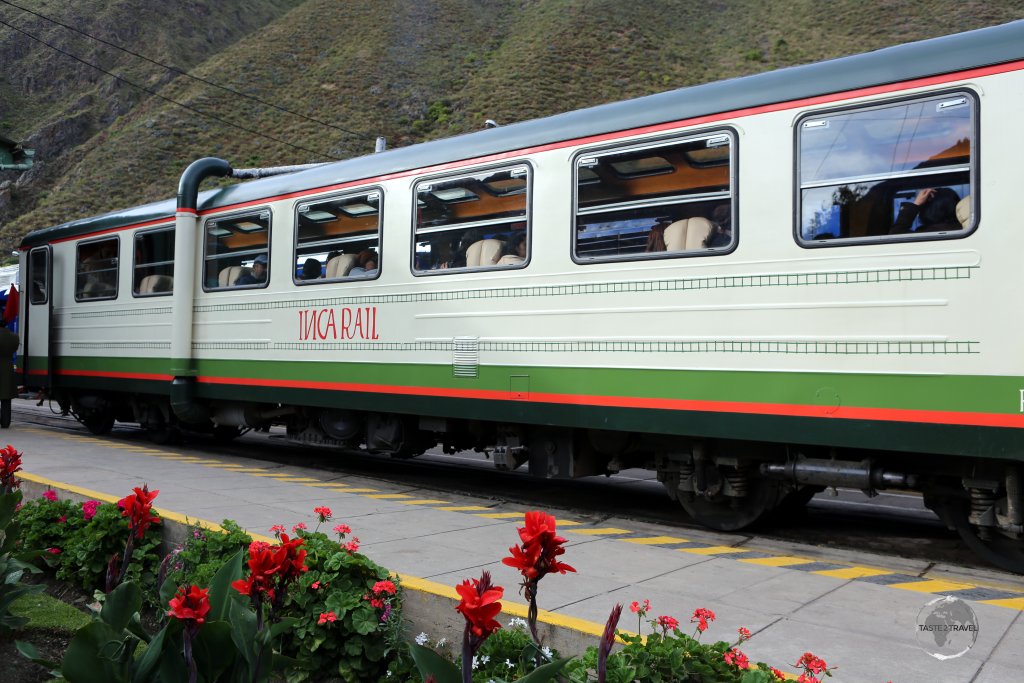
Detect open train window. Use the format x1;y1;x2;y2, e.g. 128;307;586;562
132;226;174;297
797;91;976;245
202;210;271;290
75;236;119;302
573;131;735;263
413;164;531;275
293;189;381;284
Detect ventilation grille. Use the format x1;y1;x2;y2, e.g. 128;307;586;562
453;337;479;378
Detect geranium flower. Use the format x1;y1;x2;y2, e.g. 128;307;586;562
311;580;321;590
344;537;360;552
292;522;307;533
454;573;503;640
770;668;786;681
629;599;650;615
118;485;160;539
42;489;57;502
691;607;716;633
737;626;751;642
656;615;679;633
57;515;67;524
46;547;60;554
313;505;332;522
269;524;286;535
167;585;211;626
723;648;750;669
372;580;396;595
317;611;337;625
82;500;100;521
333;523;351;536
795;652;828;675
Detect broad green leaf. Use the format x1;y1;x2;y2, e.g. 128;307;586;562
409;643;461;683
209;549;244;622
101;581;142;632
516;657;572;683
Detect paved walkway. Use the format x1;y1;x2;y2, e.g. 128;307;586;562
8;414;1022;682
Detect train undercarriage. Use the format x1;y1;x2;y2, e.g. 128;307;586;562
60;389;1024;574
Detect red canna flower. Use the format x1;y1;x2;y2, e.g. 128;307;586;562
313;506;332;522
723;648;750;669
118;485;160;539
455;574;504;640
167;585;211;626
656;615;679;633
0;445;22;492
317;611;337;625
501;511;576;582
274;533;309;583
691;607;716;633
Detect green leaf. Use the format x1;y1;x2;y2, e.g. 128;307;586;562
62;621;134;683
516;657;572;683
409;643;462;683
208;549;244;622
100;581;142;631
0;490;21;529
131;623;167;682
15;639;59;670
193;620;236;681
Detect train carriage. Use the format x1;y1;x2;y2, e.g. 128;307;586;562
17;21;1024;571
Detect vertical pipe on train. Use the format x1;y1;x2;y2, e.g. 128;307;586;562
170;157;232;423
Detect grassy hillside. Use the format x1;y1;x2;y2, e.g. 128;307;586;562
1;0;1023;247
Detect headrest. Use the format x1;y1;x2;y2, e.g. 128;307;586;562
326;254;357;279
139;274;173;293
465;239;504;267
219;266;249;287
956;196;971;228
664;217;714;251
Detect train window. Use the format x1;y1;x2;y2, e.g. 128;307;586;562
75;237;119;302
573;132;735;262
132;226;174;297
294;189;381;284
28;248;48;305
413;164;531;274
202;210;271;290
797;91;976;245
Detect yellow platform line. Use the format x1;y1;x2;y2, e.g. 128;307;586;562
305;482;350;488
981;597;1024;611
399;499;450;505
203;464;251;469
888;579;976;594
740;556;816;568
339;487;380;493
185;460;224;465
267;476;321;483
812;566;893;579
246;472;295;477
476;512;527;519
364;494;413;500
621;535;691;545
215;467;268;473
565;527;632;536
436;505;491;512
679;545;750;555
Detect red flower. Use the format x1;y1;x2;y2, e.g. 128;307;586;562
292;522;307;533
46;547;60;554
317;611;337;625
167;585;211;626
333;523;351;536
118;485;160;539
796;676;820;683
629;599;650;615
344;537;360;552
455;574;503;640
231;535;307;599
501;511;576;582
269;524;286;537
372;580;396;595
274;533;309;583
42;489;57;502
313;506;332;522
770;667;786;681
656;615;679;632
311;581;321;590
82;500;100;521
723;648;750;669
57;515;67;524
737;626;751;642
795;652;828;675
0;445;22;491
691;607;716;633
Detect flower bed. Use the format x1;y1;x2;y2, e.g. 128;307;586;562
0;444;859;682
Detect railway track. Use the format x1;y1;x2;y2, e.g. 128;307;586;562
7;399;998;578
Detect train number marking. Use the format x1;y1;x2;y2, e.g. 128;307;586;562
298;306;379;341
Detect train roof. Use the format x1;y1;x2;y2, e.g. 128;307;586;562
20;19;1024;249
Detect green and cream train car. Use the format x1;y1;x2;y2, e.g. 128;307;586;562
18;22;1024;571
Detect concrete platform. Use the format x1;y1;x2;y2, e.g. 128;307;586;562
8;416;1023;682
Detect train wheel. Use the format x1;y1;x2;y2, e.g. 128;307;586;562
145;407;180;445
771;485;824;519
944;498;1024;574
666;462;787;531
212;425;243;443
0;399;10;428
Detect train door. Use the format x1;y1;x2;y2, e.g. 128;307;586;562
21;246;52;390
